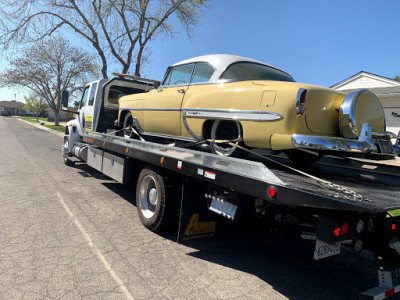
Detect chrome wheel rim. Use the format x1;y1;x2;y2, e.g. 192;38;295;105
139;175;158;219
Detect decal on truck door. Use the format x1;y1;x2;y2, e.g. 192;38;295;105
85;115;93;131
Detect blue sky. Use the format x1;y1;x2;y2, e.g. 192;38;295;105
1;0;400;102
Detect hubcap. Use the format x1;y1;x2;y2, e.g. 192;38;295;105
139;175;158;219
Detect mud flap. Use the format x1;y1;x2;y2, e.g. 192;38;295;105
177;177;219;242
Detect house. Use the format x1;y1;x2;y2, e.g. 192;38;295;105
331;71;400;134
45;107;77;122
0;100;25;116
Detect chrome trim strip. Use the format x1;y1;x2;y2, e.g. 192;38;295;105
291;124;389;154
121;107;181;112
183;108;283;122
292;134;378;153
339;89;378;138
182;114;202;141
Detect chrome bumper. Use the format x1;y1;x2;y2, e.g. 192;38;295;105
291;124;399;156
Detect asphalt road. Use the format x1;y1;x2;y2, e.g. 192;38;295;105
0;116;386;299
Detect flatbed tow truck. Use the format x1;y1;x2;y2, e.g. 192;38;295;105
61;74;400;299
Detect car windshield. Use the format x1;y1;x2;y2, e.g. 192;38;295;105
220;62;294;82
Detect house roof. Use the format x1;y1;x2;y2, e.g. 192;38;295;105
0;101;25;109
331;71;400;89
340;86;400;95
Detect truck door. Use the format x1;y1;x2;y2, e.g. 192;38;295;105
79;82;98;131
143;64;194;137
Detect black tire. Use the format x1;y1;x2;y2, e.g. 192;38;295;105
285;150;321;166
136;165;177;231
210;120;246;158
63;136;75;167
123;112;136;139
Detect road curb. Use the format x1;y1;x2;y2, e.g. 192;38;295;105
19;118;65;137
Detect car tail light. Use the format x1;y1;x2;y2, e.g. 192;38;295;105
296;88;307;116
392;223;397;231
333;227;341;237
267;187;277;198
341;222;350;236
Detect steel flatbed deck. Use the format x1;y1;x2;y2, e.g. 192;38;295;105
84;131;400;215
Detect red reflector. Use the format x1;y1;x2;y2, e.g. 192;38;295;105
267;187;277;198
341;222;350;236
333;227;341;237
385;288;395;297
392;224;397;230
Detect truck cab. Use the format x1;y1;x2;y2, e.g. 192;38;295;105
62;74;158;161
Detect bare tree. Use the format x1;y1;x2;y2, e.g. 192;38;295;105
0;0;211;78
0;37;98;125
23;94;46;122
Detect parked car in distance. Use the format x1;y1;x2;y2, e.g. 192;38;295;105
118;54;399;164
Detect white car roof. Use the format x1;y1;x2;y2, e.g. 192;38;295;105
171;54;285;83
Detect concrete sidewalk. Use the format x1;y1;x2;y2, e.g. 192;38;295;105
18;117;65;137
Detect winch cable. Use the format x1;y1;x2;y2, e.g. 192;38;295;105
226;142;365;202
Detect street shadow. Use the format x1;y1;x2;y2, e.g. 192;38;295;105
73;162;387;300
74;163;110;180
180;226;378;300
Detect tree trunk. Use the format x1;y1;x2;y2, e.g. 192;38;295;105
35;104;39;122
54;111;59;126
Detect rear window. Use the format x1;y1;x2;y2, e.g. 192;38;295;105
220;62;294;82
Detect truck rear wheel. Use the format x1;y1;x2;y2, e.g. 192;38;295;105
136;165;176;231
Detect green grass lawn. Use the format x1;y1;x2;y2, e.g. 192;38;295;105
21;116;47;123
20;116;66;132
43;125;66;132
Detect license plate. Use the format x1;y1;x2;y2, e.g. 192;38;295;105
313;239;341;260
378;139;394;154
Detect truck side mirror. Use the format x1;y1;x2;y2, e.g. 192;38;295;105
61;90;69;110
153;82;160;89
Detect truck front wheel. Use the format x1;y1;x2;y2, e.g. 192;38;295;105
63;136;75;167
136;165;177;231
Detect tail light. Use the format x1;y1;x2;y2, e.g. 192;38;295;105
267;186;277;198
296;88;307;115
341;222;350;236
333;227;341;237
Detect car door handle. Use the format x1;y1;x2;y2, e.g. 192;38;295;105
178;89;186;94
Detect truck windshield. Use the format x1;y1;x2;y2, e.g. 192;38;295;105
80;87;90;108
220;62;294;82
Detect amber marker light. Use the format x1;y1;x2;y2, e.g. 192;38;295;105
125;148;129;154
103;142;106;147
160;157;164;164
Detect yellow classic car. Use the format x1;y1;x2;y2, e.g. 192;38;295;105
118;54;399;164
